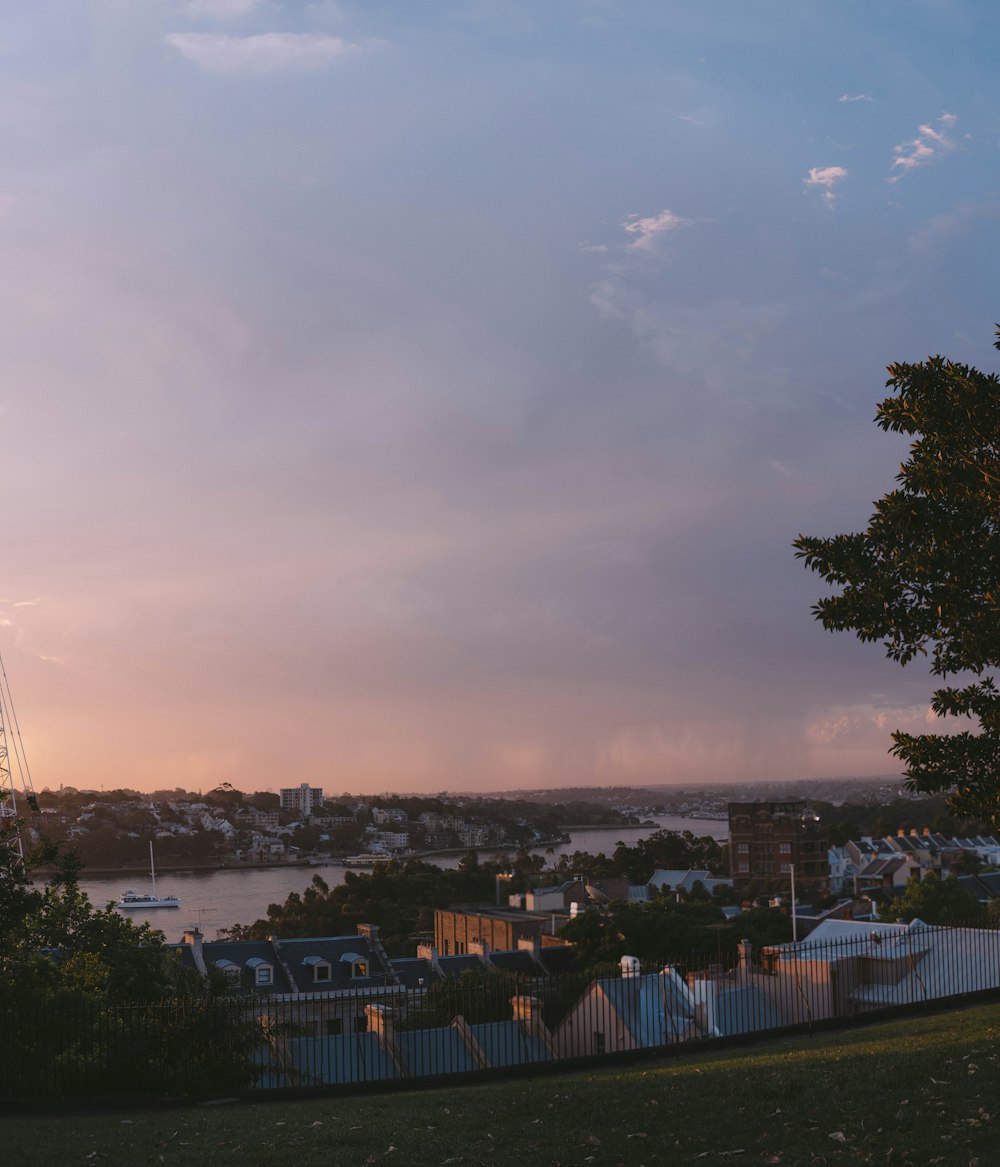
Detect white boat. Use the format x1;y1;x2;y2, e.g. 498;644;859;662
116;843;180;909
343;852;392;867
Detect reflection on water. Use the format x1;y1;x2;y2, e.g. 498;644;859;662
74;814;726;939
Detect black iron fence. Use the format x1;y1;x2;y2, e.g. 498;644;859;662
6;918;1000;1104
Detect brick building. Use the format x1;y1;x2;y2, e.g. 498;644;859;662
728;800;828;892
434;907;553;956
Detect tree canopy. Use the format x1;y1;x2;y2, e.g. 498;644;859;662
0;842;187;1005
795;329;1000;820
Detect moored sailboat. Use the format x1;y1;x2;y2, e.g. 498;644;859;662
116;842;180;909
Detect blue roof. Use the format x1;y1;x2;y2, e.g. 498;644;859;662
437;955;484;978
470;1021;551;1068
199;940;293;993
536;946;577;975
277;936;392;991
397;1027;477;1076
489;950;540;975
281;1034;399;1086
596;972;696;1046
715;986;787;1036
390;957;439;988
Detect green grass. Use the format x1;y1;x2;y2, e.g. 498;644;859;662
7;1003;999;1166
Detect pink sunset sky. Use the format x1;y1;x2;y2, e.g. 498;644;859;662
1;1;997;794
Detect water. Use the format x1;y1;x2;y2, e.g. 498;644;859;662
74;814;727;939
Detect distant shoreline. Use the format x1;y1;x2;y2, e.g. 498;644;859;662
40;816;721;879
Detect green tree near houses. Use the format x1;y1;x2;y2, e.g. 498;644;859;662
881;871;980;926
795;328;1000;821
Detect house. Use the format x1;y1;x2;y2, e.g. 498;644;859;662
756;918;1000;1022
261;995;554;1087
554;956;700;1057
175;923;405;1038
686;940;789;1036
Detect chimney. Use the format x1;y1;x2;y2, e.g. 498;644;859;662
923;827;931;837
898;829;905;837
182;928;207;976
365;1005;409;1076
737;938;753;973
511;995;556;1055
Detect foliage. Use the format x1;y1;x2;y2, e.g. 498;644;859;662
0;843;260;1100
0;842;185;1006
556;897;791;967
795;329;1000;819
612;828;726;883
226;860;504;955
880;870;981;925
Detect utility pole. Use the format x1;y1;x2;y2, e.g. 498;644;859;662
790;863;798;944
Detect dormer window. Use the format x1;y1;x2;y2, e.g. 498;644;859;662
303;955;332;983
246;957;274;987
214;959;241;985
340;952;368;979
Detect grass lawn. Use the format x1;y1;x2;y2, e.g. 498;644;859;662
7;1002;998;1166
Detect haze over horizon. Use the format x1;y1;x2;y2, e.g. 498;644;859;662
1;2;996;796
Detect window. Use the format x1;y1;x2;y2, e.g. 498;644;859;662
779;863;791;874
304;956;332;983
354;1015;368;1033
246;958;273;986
215;960;241;985
339;952;368;979
593;1031;606;1055
737;843;749;854
326;1018;343;1036
779;842;792;855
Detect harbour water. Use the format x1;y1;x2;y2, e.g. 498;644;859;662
75;814;727;939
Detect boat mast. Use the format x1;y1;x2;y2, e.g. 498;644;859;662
0;654;40;870
149;840;157;896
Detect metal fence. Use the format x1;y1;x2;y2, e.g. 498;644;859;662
6;919;1000;1104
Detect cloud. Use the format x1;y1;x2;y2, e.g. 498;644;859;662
805;703;943;748
839;93;872;103
804;165;848;206
620;208;692;252
165;32;359;75
889;113;957;181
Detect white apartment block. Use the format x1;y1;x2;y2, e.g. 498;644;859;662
280;784;325;817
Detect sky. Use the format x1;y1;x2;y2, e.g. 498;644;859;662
0;0;998;796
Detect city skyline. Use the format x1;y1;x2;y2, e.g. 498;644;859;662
1;2;997;793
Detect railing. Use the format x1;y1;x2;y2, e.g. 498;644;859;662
6;918;1000;1104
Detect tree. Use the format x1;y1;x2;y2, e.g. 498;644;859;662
881;871;980;925
795;328;1000;819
